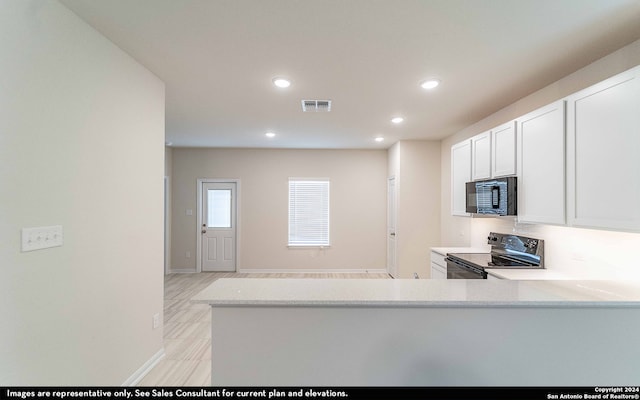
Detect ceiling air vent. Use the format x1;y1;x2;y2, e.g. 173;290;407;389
301;99;332;112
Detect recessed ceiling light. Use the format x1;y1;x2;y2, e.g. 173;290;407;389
391;117;404;124
272;77;291;88
375;137;385;142
420;79;440;90
265;132;276;138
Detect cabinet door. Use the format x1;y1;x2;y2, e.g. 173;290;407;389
430;263;446;279
451;139;471;216
471;131;491;180
492;121;517;177
517;100;565;225
430;251;446;267
566;66;640;231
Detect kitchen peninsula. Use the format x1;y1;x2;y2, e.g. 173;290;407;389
192;278;640;386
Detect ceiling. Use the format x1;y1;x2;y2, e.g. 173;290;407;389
60;0;640;149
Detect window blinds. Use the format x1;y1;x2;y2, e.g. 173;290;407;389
288;179;330;246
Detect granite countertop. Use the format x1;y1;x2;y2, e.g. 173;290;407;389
431;246;489;256
487;268;573;280
191;278;640;308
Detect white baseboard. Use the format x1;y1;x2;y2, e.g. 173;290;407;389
122;348;165;386
238;268;388;274
169;268;198;274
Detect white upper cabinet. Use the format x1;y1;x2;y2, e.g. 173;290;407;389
471;131;492;181
566;66;640;232
449;65;639;231
451;139;471;216
454;122;516;217
517;100;566;225
491;121;517;177
471;122;516;181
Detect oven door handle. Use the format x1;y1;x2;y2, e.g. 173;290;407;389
445;257;485;275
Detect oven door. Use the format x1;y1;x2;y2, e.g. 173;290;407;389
445;257;487;279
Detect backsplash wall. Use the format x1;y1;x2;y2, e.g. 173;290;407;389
469;217;640;279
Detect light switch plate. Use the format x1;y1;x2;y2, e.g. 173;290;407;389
152;313;160;329
21;225;63;252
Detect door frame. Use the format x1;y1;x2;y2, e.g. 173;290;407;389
164;176;171;275
387;176;397;278
196;178;241;273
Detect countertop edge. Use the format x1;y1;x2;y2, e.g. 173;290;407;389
192;299;640;308
191;279;640;307
430;246;490;256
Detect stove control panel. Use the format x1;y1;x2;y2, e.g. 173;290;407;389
487;232;543;255
484;232;545;268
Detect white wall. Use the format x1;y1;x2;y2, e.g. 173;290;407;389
165;147;173;274
389;141;441;278
211;305;640;385
0;0;165;384
170;148;387;272
469;218;640;279
440;39;640;278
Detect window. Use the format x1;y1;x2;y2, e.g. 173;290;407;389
206;189;232;228
288;179;330;246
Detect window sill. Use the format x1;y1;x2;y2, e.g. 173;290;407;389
287;244;331;249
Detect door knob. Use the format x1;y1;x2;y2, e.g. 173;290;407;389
201;229;206;234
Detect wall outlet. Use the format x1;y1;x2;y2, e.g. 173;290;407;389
21;225;63;252
186;209;193;216
186;251;191;258
152;313;160;329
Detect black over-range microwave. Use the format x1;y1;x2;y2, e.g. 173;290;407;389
465;177;517;216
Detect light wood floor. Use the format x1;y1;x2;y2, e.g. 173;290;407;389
137;271;390;386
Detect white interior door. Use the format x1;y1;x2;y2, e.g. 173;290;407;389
201;182;236;272
387;177;397;278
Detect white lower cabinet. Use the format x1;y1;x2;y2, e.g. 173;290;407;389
566;66;640;232
517;100;566;225
431;263;446;279
430;251;447;279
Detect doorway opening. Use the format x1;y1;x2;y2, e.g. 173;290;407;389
387;176;397;278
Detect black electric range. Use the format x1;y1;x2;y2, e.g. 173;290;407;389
445;232;544;279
